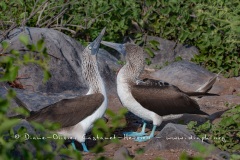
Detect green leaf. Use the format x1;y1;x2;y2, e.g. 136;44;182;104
1;41;9;50
233;26;240;33
10;49;20;56
1;66;19;82
0;1;7;10
0;99;9;113
20;12;27;19
94;119;108;132
187;121;197;130
231;154;240;160
234;68;239;76
0;118;20;131
26;44;36;51
17;0;24;6
43;70;51;83
106;109;115;117
30;121;45;131
23;53;30;62
13;107;29;117
19;34;29;46
145;58;152;65
175;56;182;61
119;108;128;115
144;47;155;58
7;89;16;98
37;39;44;51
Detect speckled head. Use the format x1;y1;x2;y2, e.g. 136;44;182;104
86;27;106;55
81;27;106;94
101;41;145;80
101;41;144;65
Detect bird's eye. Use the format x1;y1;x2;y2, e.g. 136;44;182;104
88;46;92;50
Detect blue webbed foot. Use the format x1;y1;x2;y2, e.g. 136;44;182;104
135;125;157;142
135;135;153;142
81;142;89;152
71;141;77;150
123;121;147;137
123;131;147;137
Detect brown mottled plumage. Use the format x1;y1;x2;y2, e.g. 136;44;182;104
131;85;208;116
120;43;208;116
27;93;104;128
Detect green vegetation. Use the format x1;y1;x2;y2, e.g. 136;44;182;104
89;108;127;154
1;0;240;159
180;142;215;160
0;37;127;159
188;105;240;154
0;36;69;159
1;0;239;77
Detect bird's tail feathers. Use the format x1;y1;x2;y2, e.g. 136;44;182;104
208;109;230;122
196;71;222;93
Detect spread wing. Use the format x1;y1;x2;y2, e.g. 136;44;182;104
131;83;207;116
27;93;104;128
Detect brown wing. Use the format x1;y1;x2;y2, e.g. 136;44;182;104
27;93;104;128
136;78;218;96
131;85;207;116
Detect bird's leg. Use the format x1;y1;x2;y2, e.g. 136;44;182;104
135;125;157;142
81;142;89;152
123;120;147;137
71;140;77;150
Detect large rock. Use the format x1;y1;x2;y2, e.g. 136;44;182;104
113;147;131;160
149;60;216;92
146;36;199;67
2;27;119;94
0;86;82;117
0;27;121;116
145;123;229;159
145;123;209;151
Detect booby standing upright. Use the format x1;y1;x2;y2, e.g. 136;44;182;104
101;41;214;142
27;28;107;151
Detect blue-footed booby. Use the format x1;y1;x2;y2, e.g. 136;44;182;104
101;41;216;142
27;28;107;152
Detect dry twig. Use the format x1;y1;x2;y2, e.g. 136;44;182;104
53;27;76;34
40;8;68;27
36;2;49;26
21;0;49;26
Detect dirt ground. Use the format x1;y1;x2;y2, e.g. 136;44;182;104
72;74;240;160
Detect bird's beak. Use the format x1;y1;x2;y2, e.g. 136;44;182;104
101;41;126;56
90;27;106;55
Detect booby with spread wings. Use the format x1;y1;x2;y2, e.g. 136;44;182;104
27;28;107;151
101;41;216;142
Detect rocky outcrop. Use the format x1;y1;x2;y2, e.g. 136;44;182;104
1;27;120;116
2;27;120;94
0;87;81;117
113;147;131;160
146;36;199;67
145;123;229;160
149;60;216;92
